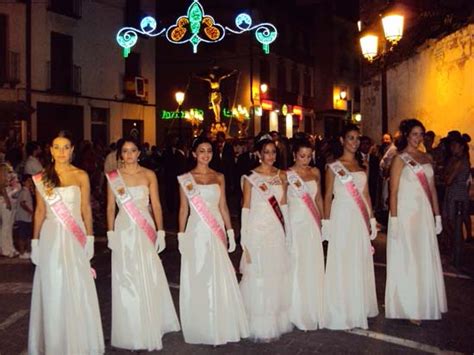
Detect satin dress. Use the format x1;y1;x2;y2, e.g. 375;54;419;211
28;186;104;355
323;171;379;330
385;164;447;319
111;186;180;351
180;184;249;345
288;180;325;330
240;173;293;341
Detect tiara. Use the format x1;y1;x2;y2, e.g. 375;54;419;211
257;133;272;143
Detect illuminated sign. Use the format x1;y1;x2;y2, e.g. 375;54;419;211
261;100;273;111
116;1;277;55
293;106;303;115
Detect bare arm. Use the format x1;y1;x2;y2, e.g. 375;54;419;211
389;155;404;217
106;182;116;231
78;171;93;235
242;178;251;209
147;170;164;230
217;174;232;230
323;168;335;219
32;188;46;240
178;185;189;233
362;171;374;218
20;200;34;215
313;168;324;217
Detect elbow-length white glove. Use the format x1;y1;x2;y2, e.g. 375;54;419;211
370;218;378;240
435;215;443;235
85;236;95;260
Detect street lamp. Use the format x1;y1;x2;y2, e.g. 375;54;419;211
359;8;404;134
175;91;185;140
260;83;268;94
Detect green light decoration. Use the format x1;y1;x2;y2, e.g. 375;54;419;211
116;1;277;55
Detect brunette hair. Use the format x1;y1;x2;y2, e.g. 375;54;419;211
42;130;74;188
191;136;212;152
254;132;275;153
292;138;313;155
395;118;425;151
116;136;141;161
335;124;365;169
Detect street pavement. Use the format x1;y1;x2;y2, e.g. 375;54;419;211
1;229;474;354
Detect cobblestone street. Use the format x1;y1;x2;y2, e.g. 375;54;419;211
1;230;473;354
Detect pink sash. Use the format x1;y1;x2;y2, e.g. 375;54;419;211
245;172;285;233
33;173;87;247
33;173;97;277
106;170;157;246
177;173;226;246
399;152;433;210
329;161;371;235
287;169;322;235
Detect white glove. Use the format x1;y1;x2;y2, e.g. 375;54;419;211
389;216;398;240
31;239;39;265
370;217;378;240
178;232;187;255
281;205;292;249
155;230;166;253
321;219;331;241
435;215;442;235
106;231;115;250
240;208;250;249
85;235;95;260
227;229;236;253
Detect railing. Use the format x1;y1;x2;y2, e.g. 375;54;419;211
47;61;81;95
7;51;20;84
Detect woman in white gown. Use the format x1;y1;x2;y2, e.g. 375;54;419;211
177;136;249;345
287;138;325;331
106;137;180;351
385;119;447;324
28;131;104;355
240;133;293;341
323;124;378;330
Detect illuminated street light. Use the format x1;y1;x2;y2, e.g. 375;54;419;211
175;91;185;106
260;83;268;94
382;14;404;45
360;34;378;62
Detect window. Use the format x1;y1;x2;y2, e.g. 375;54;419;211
48;0;81;18
50;32;74;93
0;14;7;83
125;52;141;77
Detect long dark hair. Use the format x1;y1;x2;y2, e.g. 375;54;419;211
116;136;141;161
395;118;425;151
42;130;74;188
292;138;313;155
335;124;365;169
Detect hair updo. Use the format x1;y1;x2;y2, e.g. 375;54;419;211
254;132;275;153
395;118;425;151
191;136;212;152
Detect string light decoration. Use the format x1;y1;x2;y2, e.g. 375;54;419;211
116;0;277;55
116;16;166;58
225;13;277;54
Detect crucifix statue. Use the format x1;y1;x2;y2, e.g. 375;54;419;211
194;66;238;123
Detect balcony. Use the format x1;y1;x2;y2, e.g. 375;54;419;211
47;62;81;95
48;0;82;19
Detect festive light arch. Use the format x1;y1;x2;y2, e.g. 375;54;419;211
116;0;278;57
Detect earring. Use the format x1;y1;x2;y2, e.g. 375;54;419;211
51;157;54;163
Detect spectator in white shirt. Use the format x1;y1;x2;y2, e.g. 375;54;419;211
24;142;43;176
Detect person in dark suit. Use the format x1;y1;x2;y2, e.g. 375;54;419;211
360;136;382;219
210;132;235;195
162;136;187;216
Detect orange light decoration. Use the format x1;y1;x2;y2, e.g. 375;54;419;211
261;100;273;111
293;106;303;116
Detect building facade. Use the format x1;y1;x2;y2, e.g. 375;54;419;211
0;0;156;145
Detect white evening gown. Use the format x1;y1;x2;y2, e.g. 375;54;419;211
28;186;104;355
288;180;325;330
111;186;180;351
240;174;293;341
323;172;378;330
385;164;447;319
180;184;249;345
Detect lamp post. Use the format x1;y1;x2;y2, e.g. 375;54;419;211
175;91;185;140
360;10;404;134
